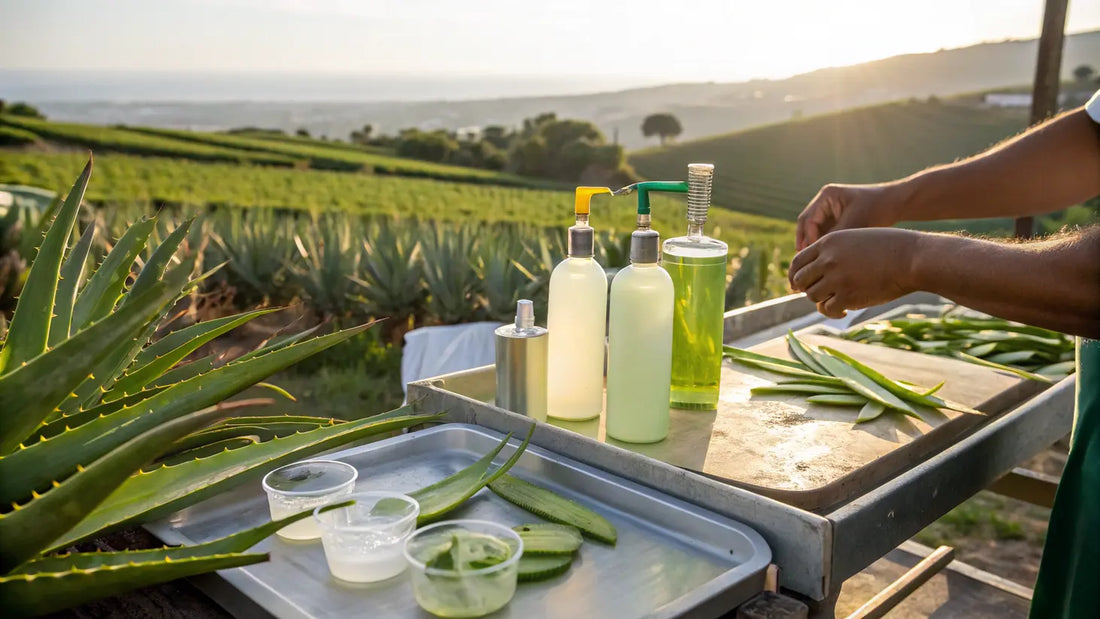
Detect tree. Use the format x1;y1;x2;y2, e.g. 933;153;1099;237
295;127;311;138
1073;64;1095;84
641;113;682;146
3;101;45;119
350;124;373;145
395;129;458;163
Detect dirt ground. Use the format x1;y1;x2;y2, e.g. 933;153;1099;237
912;443;1068;588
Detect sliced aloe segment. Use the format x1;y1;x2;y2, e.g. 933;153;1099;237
518;554;573;582
786;330;829;374
721;346;808;370
726;357;826;380
513;524;582;555
488;475;616;545
952;351;1053;383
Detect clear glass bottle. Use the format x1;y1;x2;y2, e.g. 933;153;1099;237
663;164;727;410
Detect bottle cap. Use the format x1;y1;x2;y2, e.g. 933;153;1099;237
515;299;535;329
629;228;661;264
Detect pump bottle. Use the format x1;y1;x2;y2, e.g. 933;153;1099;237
547;187;612;421
663;164;728;410
605;181;688;444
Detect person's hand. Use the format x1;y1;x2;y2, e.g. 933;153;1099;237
796;183;905;251
788;228;921;318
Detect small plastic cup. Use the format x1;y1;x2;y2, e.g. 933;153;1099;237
404;520;523;618
313;492;420;584
261;459;357;541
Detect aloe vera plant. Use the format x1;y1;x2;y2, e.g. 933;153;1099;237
0;159;440;617
352;216;424;340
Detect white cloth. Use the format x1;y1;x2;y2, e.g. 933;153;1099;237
401;322;503;396
1087;89;1100;123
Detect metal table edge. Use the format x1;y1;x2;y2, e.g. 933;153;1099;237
407;379;833;601
824;375;1076;587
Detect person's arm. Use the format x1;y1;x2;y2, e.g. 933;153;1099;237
895;108;1100;221
788;227;1100;338
796;106;1100;250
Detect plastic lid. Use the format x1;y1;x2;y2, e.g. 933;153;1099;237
515;299;535;329
262;460;358;496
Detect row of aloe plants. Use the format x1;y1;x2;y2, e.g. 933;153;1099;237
0;158;441;617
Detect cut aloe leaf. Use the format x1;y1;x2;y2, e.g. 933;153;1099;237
488;474;616;545
518;554;573;582
750;384;851;396
952;351;1053;383
856;402;888;423
727;357;827;380
513;524;583;555
410;425;534;525
721;346;808;370
786;330;829;374
806;394;869;407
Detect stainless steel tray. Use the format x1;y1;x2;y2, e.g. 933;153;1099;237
147;423;771;618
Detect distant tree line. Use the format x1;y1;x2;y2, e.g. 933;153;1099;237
349;112;636;185
0;101;46;120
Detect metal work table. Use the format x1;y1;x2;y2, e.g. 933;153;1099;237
406;292;1075;615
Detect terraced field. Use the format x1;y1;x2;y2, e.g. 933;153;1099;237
0;151;793;250
629;100;1030;223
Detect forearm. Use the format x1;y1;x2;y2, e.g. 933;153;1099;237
890;108;1100;222
908;228;1100;338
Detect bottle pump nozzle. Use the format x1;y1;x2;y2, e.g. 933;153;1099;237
568;187;610;258
614;181;689;264
515;299;535;330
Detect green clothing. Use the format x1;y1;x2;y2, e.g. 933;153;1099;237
1030;338;1100;618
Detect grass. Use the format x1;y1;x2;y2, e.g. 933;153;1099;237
0;150;794;252
629;99;1031;226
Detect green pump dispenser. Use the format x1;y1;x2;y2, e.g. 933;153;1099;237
605;181;688;444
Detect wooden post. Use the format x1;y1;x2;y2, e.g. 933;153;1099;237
1016;0;1070;239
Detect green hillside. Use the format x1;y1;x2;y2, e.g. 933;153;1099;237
0;115;547;188
629;100;1030;223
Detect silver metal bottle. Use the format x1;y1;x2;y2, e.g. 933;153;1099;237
494;299;548;422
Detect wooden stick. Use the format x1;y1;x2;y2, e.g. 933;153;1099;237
845;545;955;619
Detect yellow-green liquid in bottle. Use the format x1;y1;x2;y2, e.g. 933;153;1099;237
662;239;727;410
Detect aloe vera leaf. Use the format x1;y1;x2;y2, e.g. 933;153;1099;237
1;322;380;503
777;376;846;387
817;346;934;413
952;351;1054;383
63;254;198;411
254;382;296;401
217;415;339;427
786;330;829;374
234;324;323;364
167;421;329;454
750;384;851;396
488;474;617;545
105;308;280;401
728;357;826;380
0;399;244;573
917;381;945;397
985;350;1038;365
721;346;809;370
132;308;277;369
0;553;268;618
856;402;888;423
127;219;192;300
806;394;869;407
150;354;217;387
49;407;441;550
31;386;171;443
517;554;573;582
0;281;177;456
0;159;91;374
964;342;997;357
50;223;96;346
70;216;157;332
411;425;534;525
150;437;258;468
513;523;583;555
1036;360;1076;376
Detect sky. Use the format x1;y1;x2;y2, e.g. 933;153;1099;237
2;0;1100;83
